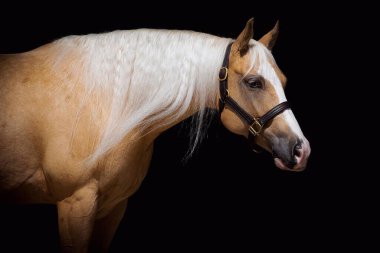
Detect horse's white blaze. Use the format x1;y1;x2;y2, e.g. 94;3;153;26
251;40;305;139
271;75;305;139
282;110;305;139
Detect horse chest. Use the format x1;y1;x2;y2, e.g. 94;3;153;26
96;142;153;213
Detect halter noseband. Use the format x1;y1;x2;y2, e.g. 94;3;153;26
218;42;291;152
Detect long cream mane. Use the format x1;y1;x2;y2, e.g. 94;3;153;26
48;29;231;163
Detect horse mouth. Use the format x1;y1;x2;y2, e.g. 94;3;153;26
273;157;298;171
272;144;308;172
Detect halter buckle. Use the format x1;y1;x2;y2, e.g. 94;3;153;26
224;89;230;98
219;67;228;81
249;119;262;136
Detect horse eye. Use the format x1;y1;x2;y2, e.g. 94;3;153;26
246;78;263;89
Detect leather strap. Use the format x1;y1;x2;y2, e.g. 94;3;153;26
218;43;233;113
225;97;253;124
258;101;290;127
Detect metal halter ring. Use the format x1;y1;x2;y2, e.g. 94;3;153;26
219;67;228;81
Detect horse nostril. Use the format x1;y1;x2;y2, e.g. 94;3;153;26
273;138;303;170
293;141;302;158
294;148;301;157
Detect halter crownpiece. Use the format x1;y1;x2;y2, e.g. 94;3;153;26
218;42;291;152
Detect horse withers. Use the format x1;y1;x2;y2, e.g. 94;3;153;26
0;19;310;252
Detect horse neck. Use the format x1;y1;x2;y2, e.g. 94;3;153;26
73;30;231;163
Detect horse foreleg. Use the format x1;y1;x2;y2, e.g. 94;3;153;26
90;199;128;252
57;180;98;253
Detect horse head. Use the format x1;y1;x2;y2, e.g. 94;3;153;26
220;18;311;171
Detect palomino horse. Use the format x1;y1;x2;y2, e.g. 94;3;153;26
0;18;310;252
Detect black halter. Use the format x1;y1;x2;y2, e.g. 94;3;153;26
219;42;291;152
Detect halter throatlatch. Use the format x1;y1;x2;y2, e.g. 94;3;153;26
218;42;291;152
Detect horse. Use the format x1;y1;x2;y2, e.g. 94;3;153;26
0;18;310;252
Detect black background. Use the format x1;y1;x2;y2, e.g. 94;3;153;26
0;2;372;252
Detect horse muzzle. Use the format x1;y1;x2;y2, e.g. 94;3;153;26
272;137;311;172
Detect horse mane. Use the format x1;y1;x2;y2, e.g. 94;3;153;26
49;29;231;164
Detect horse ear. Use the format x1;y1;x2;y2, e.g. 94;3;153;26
259;21;279;51
235;18;254;56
